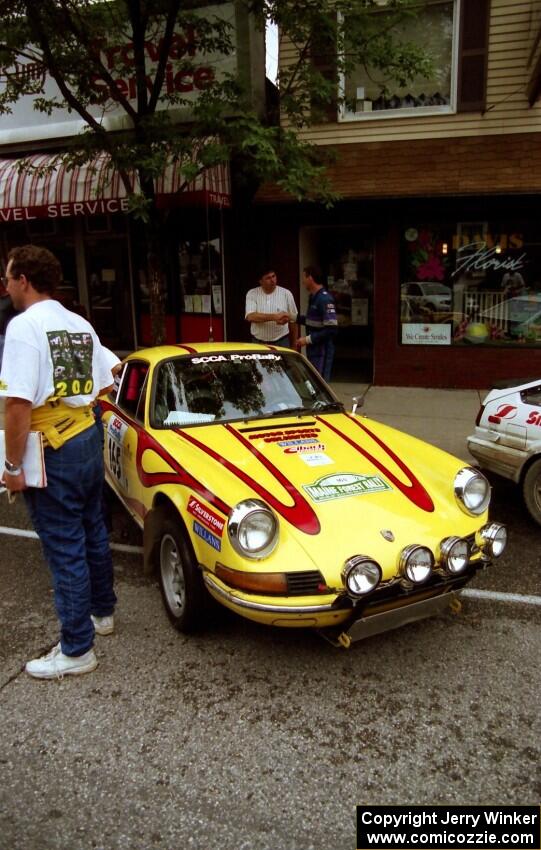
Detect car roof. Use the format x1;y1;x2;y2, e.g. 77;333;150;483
125;342;290;364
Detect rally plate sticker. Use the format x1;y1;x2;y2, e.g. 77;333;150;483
303;472;392;502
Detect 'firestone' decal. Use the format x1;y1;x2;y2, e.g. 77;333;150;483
303;472;392;502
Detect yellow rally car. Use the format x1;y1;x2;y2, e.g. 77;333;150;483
101;343;507;647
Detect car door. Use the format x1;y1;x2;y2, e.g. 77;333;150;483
105;360;149;515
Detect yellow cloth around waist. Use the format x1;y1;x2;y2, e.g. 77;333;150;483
30;399;95;449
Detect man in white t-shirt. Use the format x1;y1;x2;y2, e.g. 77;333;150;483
245;268;298;347
0;245;117;679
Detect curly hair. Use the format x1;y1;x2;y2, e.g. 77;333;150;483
8;245;62;294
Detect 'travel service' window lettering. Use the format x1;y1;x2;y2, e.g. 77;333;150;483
47;330;94;396
400;223;541;347
342;0;456;120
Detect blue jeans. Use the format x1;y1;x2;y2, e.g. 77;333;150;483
24;424;116;656
307;338;335;382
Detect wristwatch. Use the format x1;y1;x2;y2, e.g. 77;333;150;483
5;459;22;476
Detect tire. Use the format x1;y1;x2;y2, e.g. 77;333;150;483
156;508;208;632
522;458;541;525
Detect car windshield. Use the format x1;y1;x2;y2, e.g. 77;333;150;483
151;351;341;427
423;284;449;294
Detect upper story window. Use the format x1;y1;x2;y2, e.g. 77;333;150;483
340;0;458;121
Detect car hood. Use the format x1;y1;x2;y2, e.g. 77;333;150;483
148;413;482;581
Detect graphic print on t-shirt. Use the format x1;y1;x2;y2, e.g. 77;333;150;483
47;330;94;398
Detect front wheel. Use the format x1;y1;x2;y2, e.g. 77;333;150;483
522;458;541;525
157;510;207;632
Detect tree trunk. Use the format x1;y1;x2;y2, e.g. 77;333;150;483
146;206;167;346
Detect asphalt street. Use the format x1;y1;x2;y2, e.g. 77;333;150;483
0;396;540;850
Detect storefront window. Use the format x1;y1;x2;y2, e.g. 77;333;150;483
179;237;222;316
341;0;456;120
400;223;541;347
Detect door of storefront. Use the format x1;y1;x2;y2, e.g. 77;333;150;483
299;226;374;381
85;229;135;351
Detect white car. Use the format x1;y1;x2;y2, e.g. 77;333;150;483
467;379;541;524
401;282;452;313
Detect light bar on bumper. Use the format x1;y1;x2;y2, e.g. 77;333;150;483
399;544;434;584
438;536;470;575
342;556;382;599
475;523;507;558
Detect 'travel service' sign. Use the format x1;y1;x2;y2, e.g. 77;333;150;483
0;4;239;144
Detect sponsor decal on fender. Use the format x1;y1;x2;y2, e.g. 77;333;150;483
193;521;221;551
187;495;225;536
303;472;392;503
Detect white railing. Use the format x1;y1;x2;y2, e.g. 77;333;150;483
463;291;509;328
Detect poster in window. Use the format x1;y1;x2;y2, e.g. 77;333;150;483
351;298;368;326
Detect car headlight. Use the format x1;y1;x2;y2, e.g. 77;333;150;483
439;536;470;575
399;544;434;584
475;523;507;558
342;556;381;599
227;499;278;559
454;467;491;516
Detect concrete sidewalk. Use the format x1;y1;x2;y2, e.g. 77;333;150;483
331;382;487;462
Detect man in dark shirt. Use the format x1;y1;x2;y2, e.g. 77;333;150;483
296;266;338;381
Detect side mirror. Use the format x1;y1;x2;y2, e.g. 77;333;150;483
351;395;364;415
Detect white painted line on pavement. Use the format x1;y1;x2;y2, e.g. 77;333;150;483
461;588;541;607
0;525;143;555
0;524;539;605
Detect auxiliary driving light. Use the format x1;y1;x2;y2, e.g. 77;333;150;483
475;523;507;559
439;536;470;575
399;544;434;584
342;556;382;598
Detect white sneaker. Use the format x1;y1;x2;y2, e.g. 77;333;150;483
25;643;98;679
91;614;114;636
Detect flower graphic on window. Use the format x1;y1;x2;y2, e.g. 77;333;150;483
406;228;446;281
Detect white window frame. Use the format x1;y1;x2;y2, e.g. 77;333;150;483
338;0;460;123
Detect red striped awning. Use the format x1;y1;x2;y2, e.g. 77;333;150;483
0;151;231;222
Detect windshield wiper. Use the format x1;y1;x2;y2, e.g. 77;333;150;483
265;406;313;418
310;401;344;412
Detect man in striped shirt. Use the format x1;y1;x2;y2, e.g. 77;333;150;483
245;269;298;347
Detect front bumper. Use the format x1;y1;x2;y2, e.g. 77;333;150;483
328;590;460;647
203;554;487;634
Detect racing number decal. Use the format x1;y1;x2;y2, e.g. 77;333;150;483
47;330;94;398
106;415;129;490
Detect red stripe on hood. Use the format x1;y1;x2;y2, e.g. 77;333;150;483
317;415;434;513
174;425;321;535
